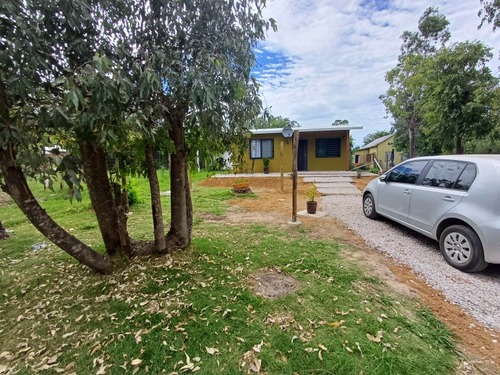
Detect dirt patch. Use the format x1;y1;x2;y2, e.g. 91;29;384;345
199;175;500;374
247;267;300;299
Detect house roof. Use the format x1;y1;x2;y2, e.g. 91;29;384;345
250;125;363;135
359;134;393;150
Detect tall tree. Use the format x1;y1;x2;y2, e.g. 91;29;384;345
0;0;113;273
127;0;272;254
420;41;499;154
380;7;450;157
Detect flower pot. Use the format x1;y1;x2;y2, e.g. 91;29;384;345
306;201;317;214
263;166;270;174
233;182;249;190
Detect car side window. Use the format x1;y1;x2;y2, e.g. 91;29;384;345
387;161;428;184
422;161;466;189
453;164;476;191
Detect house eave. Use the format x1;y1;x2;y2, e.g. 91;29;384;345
250;126;363;135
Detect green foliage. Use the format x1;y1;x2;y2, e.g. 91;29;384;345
126;179;141;206
420;41;499;154
253;111;300;129
332;119;349;126
369;167;380;174
263;157;270;167
381;7;499;156
479;0;500;30
306;182;318;201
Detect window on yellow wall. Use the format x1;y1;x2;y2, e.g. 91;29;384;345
316;138;340;158
250;139;274;159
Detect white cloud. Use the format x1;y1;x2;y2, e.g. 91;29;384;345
255;0;500;147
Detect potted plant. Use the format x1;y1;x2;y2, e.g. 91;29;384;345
263;157;270;174
306;182;318;214
233;178;251;193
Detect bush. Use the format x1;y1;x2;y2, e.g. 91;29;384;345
369;167;379;174
127;179;141;206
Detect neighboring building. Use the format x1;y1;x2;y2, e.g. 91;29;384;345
238;125;363;173
354;134;404;171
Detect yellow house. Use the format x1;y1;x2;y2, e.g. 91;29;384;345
239;125;363;173
354;134;404;171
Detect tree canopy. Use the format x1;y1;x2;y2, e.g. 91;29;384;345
0;0;273;272
380;7;499;156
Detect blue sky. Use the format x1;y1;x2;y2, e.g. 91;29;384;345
252;0;500;147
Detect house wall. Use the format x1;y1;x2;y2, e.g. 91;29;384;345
240;130;349;173
354;136;404;170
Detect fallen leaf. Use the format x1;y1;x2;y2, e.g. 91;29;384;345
326;320;344;328
131;358;142;367
366;330;384;343
206;347;219;355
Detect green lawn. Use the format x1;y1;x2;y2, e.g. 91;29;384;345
0;172;458;374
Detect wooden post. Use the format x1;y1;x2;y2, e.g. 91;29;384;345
280;141;284;192
292;130;299;222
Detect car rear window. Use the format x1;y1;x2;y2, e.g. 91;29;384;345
421;161;476;191
422;161;466;189
453;164;476;190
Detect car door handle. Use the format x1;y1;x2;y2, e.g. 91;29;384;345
442;196;455;203
403;189;411;195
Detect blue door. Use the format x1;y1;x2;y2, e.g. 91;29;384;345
298;139;308;171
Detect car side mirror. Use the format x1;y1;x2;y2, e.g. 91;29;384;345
379;174;387;182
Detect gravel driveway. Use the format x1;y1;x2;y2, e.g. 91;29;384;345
309;174;500;331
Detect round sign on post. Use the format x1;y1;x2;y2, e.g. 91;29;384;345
282;126;293;142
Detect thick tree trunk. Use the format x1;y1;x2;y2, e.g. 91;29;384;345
166;115;192;250
408;118;416;158
112;183;132;255
145;145;167;253
0;144;113;273
455;138;465;154
80;142;121;255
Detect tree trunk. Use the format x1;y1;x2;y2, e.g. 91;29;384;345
0;220;8;240
166;114;192;250
408;117;416;158
112;182;132;255
80;142;121;255
122;176;130;213
145;144;167;253
455;138;465;154
0;144;113;274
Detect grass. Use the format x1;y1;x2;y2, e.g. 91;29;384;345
0;172;459;374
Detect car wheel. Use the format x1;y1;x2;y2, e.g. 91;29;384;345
439;225;488;272
363;193;379;219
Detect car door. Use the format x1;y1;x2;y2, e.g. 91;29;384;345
408;162;476;234
377;160;429;223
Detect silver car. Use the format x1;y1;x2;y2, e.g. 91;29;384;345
362;155;500;272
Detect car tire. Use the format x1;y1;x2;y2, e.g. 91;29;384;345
363;193;379;219
439;225;488;273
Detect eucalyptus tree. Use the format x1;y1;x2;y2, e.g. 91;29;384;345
420;41;499;154
0;0;113;273
380;7;450;157
127;0;272;254
479;0;500;30
43;0;136;256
